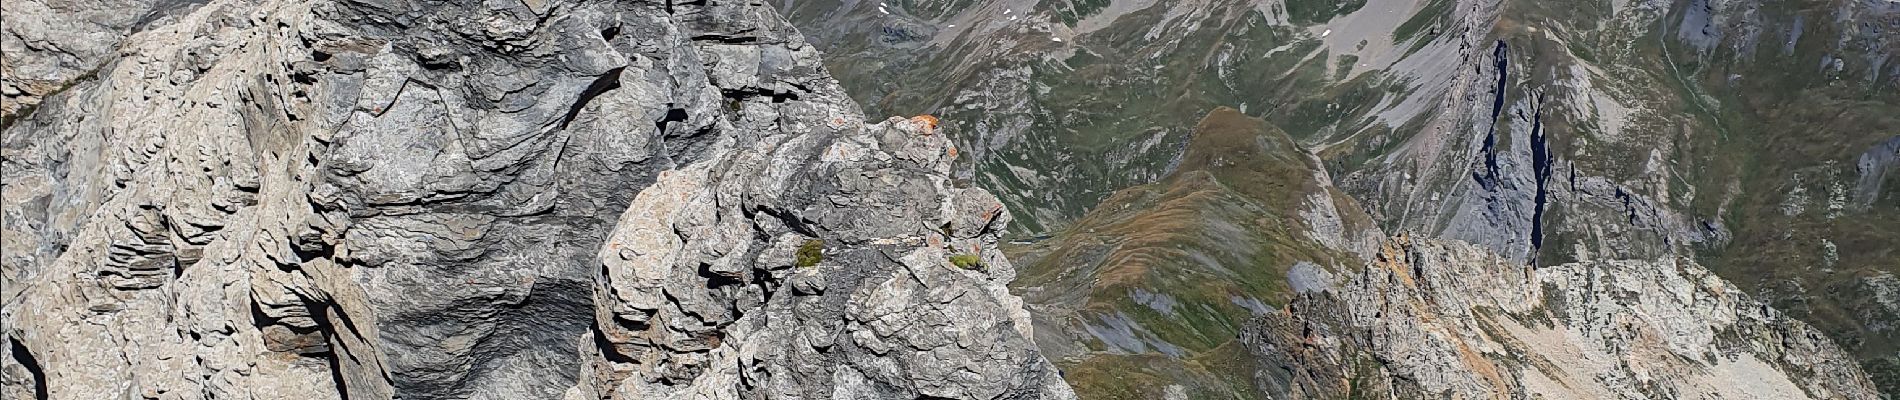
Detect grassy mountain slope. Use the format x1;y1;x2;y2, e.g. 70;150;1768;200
1008;108;1379;399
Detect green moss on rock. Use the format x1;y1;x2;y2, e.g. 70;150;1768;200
795;239;824;268
949;254;984;270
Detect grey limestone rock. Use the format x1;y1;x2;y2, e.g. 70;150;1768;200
0;0;1072;399
1241;235;1881;399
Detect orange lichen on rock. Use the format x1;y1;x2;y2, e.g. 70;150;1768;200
910;114;940;131
947;145;959;159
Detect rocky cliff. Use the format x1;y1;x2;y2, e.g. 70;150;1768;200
0;0;1071;399
1243;235;1877;399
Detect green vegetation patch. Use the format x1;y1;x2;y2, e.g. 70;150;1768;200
1051;0;1114;26
1391;0;1451;53
1283;0;1367;25
795;239;825;268
948;253;984;270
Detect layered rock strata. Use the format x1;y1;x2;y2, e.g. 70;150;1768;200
0;0;1072;398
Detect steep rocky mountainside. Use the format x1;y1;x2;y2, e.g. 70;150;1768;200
0;0;1071;398
1;0;1892;398
1014;108;1878;399
776;0;1900;394
1239;235;1876;399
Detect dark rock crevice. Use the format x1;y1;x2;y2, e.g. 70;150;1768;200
656;106;691;136
722;87;803;104
1474;40;1510;190
557;67;627;130
693;34;761;44
305;301;354;400
6;336;47;400
1527;96;1551;264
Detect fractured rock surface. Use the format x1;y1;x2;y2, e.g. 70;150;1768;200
0;0;1071;398
1243;236;1880;399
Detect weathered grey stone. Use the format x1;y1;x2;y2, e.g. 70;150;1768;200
1241;235;1881;399
0;0;1071;399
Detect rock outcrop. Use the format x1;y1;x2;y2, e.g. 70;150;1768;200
1243;235;1880;399
0;0;185;120
0;0;1071;399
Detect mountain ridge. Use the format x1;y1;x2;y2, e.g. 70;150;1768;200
779;0;1900;394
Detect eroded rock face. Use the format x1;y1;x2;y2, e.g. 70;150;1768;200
1243;236;1880;399
580;115;1071;399
0;0;193;119
0;0;1071;398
